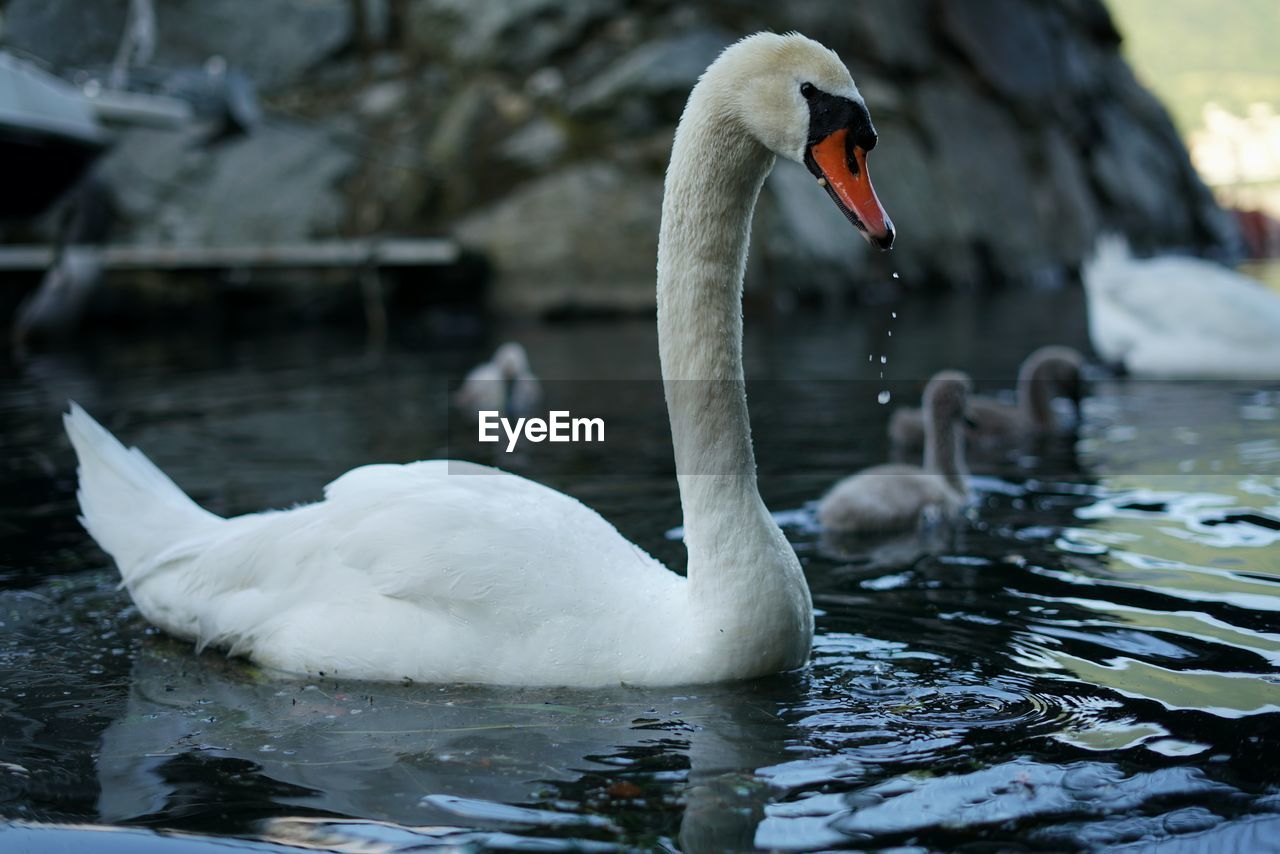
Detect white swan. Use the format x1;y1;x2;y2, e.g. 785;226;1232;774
64;32;895;688
888;346;1083;451
1083;236;1280;378
819;372;970;534
453;341;542;415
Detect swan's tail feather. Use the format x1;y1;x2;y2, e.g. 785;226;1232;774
64;403;221;580
1082;233;1133;294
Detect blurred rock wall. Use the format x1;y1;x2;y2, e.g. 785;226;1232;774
1;0;1237;313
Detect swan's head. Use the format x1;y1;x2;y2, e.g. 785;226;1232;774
923;370;972;427
704;32;894;250
492;342;531;377
1081;234;1133;295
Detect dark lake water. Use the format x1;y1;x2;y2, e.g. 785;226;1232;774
2;286;1279;851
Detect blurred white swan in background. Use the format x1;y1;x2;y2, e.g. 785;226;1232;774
820;371;971;534
453;342;542;415
64;32;896;687
888;346;1084;451
1083;236;1280;378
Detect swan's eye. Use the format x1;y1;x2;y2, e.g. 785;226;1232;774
800;82;817;99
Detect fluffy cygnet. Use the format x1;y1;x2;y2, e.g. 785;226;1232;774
820;371;971;534
454;342;542;415
888;346;1083;451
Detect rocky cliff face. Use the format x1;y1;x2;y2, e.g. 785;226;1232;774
2;0;1237;313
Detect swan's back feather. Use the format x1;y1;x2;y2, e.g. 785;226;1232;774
1083;238;1280;376
322;461;673;609
71;446;687;684
818;464;963;533
64;404;222;576
1112;258;1280;343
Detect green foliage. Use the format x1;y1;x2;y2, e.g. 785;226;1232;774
1107;0;1280;131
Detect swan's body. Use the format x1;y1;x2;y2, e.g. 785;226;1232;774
888;346;1083;450
453;342;542;415
1083;237;1280;378
820;372;970;534
63;422;724;684
817;463;965;534
65;33;895;687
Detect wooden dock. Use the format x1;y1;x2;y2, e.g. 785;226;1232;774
0;237;460;273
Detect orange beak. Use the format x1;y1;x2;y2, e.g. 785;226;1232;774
808;128;894;250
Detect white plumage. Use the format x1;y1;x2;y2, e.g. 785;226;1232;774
1083;237;1280;378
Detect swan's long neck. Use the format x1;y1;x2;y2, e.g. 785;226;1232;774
658;93;771;492
924;412;967;494
656;86;808;634
1017;360;1056;429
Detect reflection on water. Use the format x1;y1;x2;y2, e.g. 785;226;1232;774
1;289;1279;850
